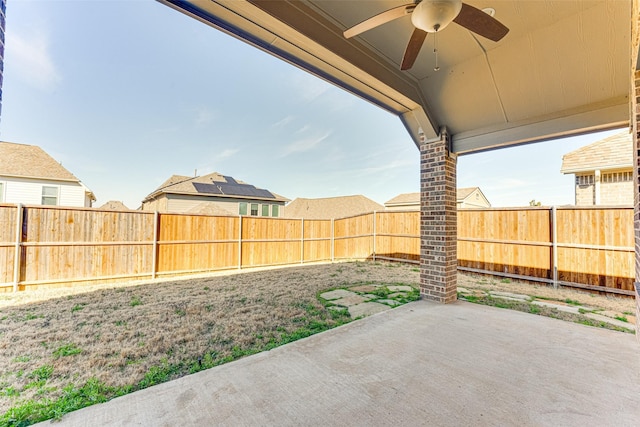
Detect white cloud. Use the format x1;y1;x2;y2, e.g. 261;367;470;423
5;30;61;91
216;148;239;159
291;73;330;103
194;107;215;126
280;131;331;157
271;115;294;128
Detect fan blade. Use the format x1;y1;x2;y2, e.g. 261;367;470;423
344;3;416;39
401;28;428;71
453;3;509;42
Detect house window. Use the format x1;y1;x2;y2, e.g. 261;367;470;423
576;175;594;186
42;186;58;205
261;204;269;216
602;171;632;183
239;202;247;215
250;203;258;216
271;205;279;218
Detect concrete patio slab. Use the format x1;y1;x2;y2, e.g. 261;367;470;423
38;301;640;427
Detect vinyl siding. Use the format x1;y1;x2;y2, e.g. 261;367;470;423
0;176;86;207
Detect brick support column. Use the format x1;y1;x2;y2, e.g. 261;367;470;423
420;132;457;303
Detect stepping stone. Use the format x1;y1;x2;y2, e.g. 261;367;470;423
360;294;379;301
585;313;635;330
457;287;471;294
377;299;402;307
532;300;581;314
388;292;407;299
490;291;530;301
492;295;528;302
349;285;381;293
387;285;413;292
348;302;390;318
331;294;368;307
320;289;357;301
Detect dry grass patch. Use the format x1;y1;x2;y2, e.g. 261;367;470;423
0;261;419;425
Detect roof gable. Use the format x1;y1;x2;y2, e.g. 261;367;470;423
561;131;632;174
284;195;383;219
0;141;79;182
384;188;486;206
145;172;289;203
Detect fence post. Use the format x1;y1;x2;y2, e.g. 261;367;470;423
372;211;377;262
13;204;23;292
151;211;159;279
238;215;243;269
331;218;334;262
551;206;558;289
300;218;304;264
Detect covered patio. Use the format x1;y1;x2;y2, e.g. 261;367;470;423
157;0;638;332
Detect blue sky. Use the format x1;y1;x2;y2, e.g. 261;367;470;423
0;1;624;209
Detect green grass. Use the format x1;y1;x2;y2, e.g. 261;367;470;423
129;296;142;307
615;315;628;323
71;304;85;313
52;344;82;358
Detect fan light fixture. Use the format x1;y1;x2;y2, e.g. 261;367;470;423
411;0;463;33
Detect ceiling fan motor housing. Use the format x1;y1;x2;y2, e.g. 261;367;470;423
411;0;463;33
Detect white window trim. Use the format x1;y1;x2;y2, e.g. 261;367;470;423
0;181;4;203
42;185;60;206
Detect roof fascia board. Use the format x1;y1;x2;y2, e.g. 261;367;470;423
452;98;629;155
0;174;79;183
561;164;634;174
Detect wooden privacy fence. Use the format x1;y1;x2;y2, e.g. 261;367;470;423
0;204;634;295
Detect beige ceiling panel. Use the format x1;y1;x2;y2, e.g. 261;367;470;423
420;54;506;134
491;0;629;123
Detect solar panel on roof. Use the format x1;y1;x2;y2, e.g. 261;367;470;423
193;182;223;194
222;176;238;185
217;183;276;199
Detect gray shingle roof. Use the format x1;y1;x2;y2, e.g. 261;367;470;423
283;195;384;219
98;201;131;211
144;172;289;203
560;131;632;173
0;141;79;181
384;188;482;206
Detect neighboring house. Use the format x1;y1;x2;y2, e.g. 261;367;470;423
98;201;131;211
283;195;383;219
560;131;633;206
384;187;491;210
0;141;95;207
141;172;289;216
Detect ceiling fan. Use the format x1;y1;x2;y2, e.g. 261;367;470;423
343;0;509;71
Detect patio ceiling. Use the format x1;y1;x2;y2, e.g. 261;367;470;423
158;0;632;154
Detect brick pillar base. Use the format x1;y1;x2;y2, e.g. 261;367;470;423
420;133;457;303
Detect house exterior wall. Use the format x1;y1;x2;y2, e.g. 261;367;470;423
0;176;88;207
142;194;285;216
574;171;633;206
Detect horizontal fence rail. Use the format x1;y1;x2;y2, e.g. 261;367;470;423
0;204;634;296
